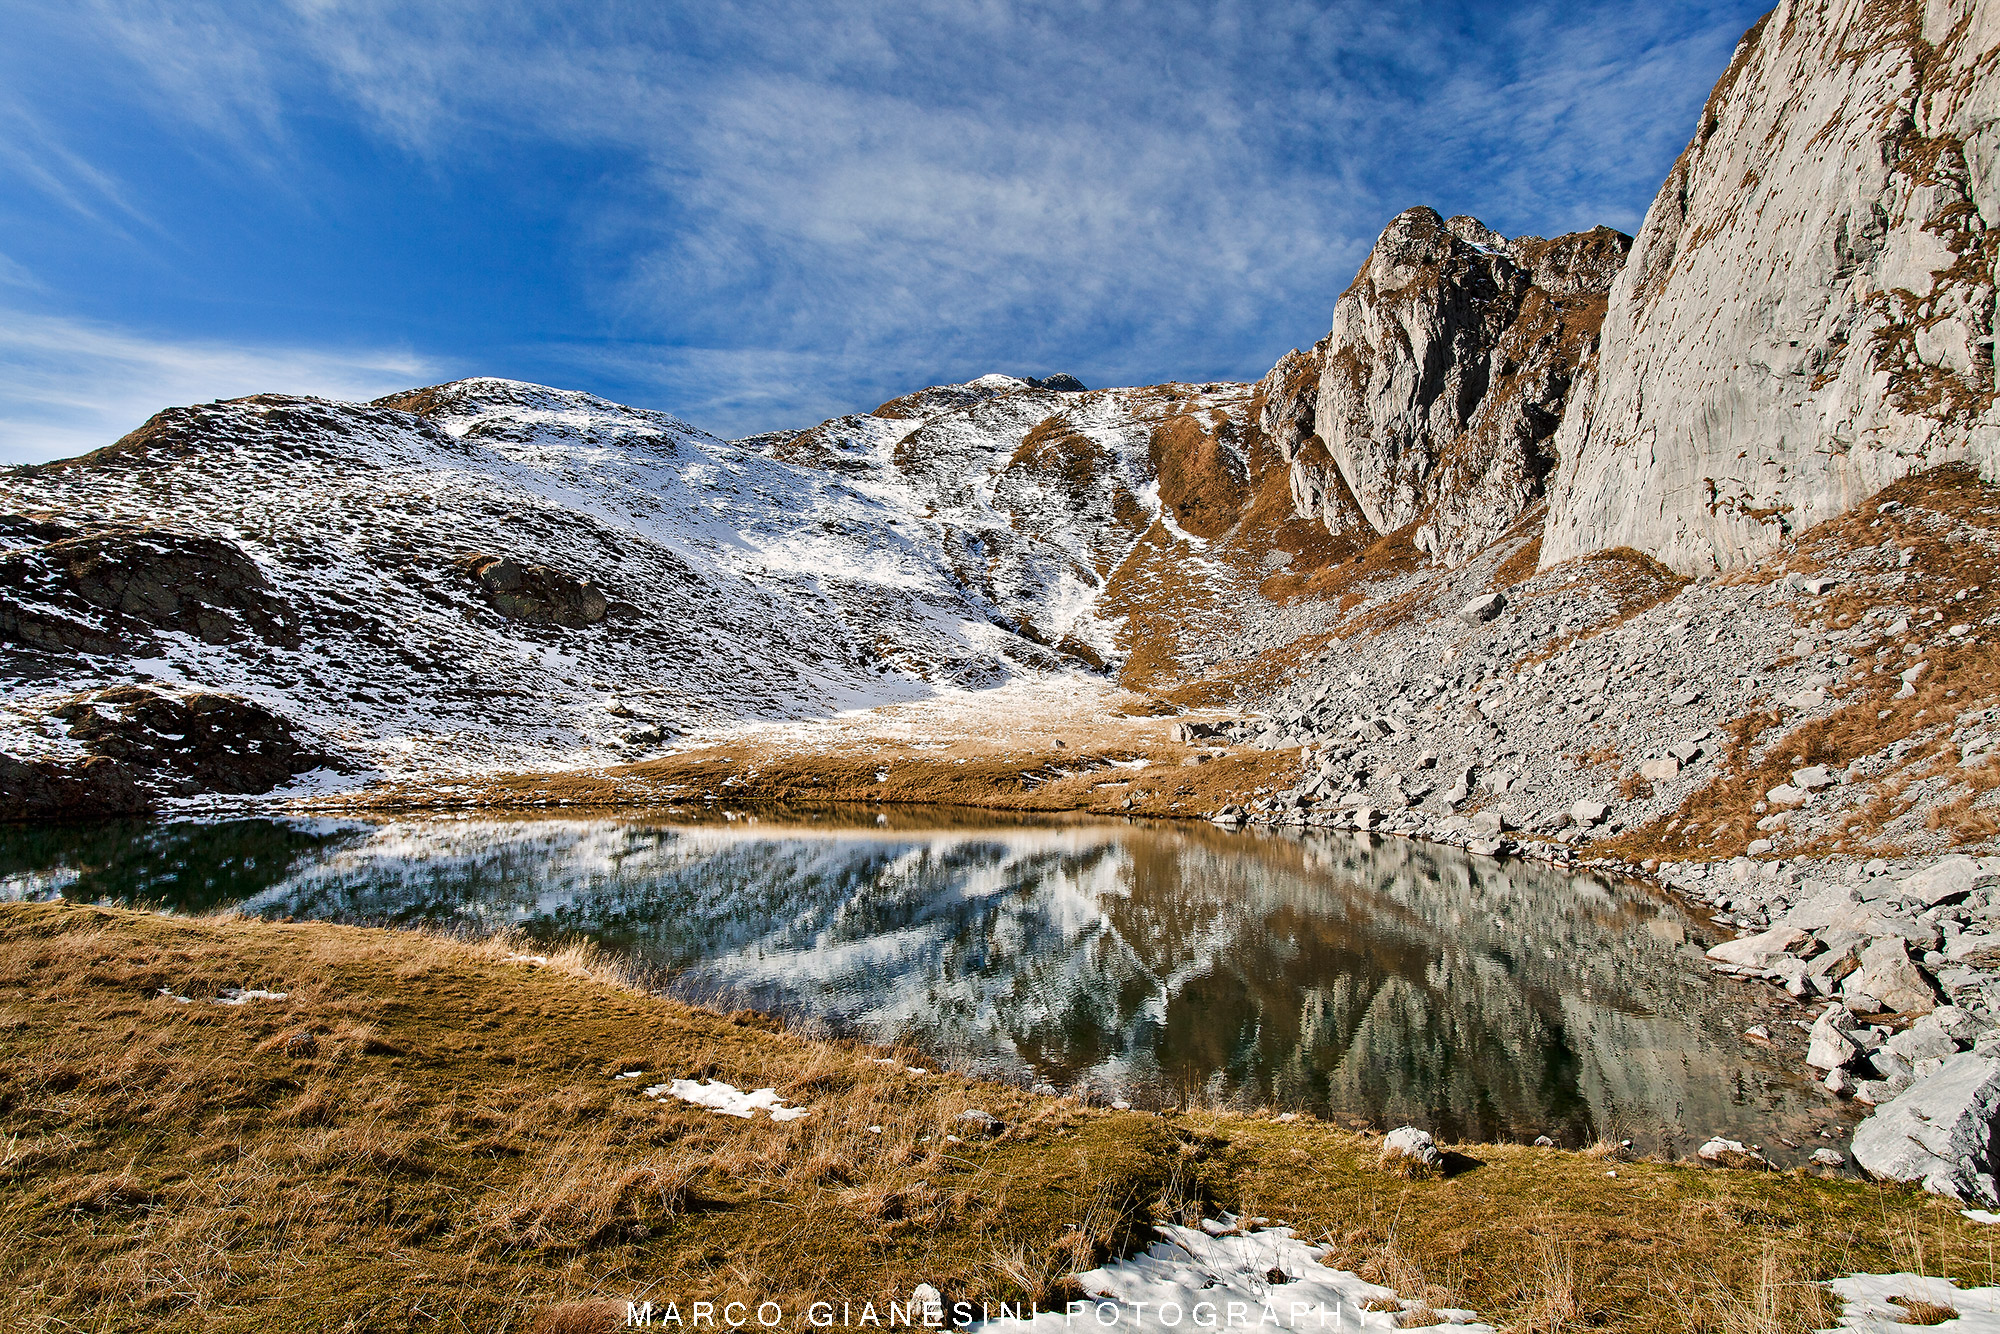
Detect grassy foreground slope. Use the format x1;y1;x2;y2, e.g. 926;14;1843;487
0;902;1992;1333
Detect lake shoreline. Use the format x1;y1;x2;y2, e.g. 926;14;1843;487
2;897;1988;1333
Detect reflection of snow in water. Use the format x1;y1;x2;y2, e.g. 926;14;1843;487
5;814;1837;1158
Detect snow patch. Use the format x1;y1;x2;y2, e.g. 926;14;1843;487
973;1216;1494;1331
642;1077;809;1121
1820;1273;2000;1331
213;988;288;1005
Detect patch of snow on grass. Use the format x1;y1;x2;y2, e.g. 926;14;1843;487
213;989;288;1005
642;1078;808;1121
1820;1273;2000;1331
974;1215;1494;1331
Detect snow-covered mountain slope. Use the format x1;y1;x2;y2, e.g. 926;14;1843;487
0;372;1273;805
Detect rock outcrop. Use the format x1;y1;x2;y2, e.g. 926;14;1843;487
1542;0;2000;573
52;684;337;797
0;683;334;820
0;753;149;821
1261;208;1628;565
458;554;609;629
0;517;297;658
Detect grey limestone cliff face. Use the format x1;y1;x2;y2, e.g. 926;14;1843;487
1542;0;2000;574
1260;208;1628;565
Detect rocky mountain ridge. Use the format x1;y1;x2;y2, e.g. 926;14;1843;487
0;372;1294;814
1262;208;1630;566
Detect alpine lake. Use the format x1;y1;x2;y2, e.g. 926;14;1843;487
2;806;1852;1164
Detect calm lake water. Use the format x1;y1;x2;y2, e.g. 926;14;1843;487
2;808;1847;1160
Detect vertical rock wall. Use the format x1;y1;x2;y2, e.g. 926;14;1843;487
1542;0;2000;573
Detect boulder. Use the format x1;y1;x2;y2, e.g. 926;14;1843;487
1379;1126;1443;1175
1851;937;1940;1015
1900;856;2000;908
1852;1054;2000;1205
1806;1006;1862;1072
1639;756;1681;782
1705;924;1808;969
459;553;609;629
1791;766;1835;791
1765;784;1809;808
1887;1019;1961;1066
1569;799;1611;825
1459;592;1508;624
1171;720;1231;744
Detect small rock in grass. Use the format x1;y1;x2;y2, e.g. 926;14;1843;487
1379;1125;1443;1176
911;1285;943;1325
1697;1137;1770;1169
956;1109;1002;1136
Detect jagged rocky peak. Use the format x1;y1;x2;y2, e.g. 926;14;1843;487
1257;205;1629;565
1542;0;2000;574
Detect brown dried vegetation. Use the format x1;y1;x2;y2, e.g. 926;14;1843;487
6;903;1994;1333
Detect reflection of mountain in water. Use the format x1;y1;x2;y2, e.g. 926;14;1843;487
1;813;1831;1155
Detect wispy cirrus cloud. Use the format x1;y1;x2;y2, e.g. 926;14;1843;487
0;313;431;463
0;0;1770;446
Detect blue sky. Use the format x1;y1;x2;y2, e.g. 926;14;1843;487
0;0;1769;460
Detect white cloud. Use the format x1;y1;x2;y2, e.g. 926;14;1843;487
17;0;1768;437
0;313;431;464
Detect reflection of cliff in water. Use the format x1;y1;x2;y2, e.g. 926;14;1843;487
1;813;1827;1154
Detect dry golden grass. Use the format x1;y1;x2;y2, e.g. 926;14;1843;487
1149;411;1249;542
1492;529;1545;590
325;720;1309;825
0;902;1150;1332
1270;522;1428;611
1890;1296;1961;1324
4;903;1996;1332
